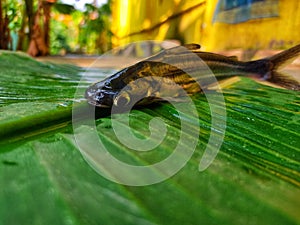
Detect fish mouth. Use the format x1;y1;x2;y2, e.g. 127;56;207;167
85;86;117;108
87;100;112;108
85;94;115;108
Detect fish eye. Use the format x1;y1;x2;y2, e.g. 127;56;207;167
114;92;131;107
104;81;112;89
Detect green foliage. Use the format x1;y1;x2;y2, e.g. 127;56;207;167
53;3;76;14
50;18;73;55
0;0;24;50
2;0;23;32
0;52;299;225
78;2;112;53
49;2;112;54
0;1;111;54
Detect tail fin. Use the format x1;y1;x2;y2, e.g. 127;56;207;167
267;44;300;90
269;44;300;70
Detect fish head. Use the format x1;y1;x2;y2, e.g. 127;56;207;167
85;78;118;108
85;60;189;109
85;68;132;108
85;62;154;109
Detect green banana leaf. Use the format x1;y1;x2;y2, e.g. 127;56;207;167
0;51;299;225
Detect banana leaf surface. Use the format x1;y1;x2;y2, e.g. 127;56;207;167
0;51;299;225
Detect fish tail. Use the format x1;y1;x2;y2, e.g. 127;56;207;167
264;44;300;90
268;44;300;70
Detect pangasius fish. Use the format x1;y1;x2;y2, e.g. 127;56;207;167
85;44;300;109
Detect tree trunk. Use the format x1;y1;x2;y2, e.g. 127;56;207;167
43;1;52;50
25;0;34;38
17;7;27;51
27;0;54;56
0;0;11;50
0;0;3;48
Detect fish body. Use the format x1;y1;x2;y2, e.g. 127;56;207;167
85;44;300;108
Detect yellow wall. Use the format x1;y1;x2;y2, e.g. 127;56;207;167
111;0;300;51
111;0;206;46
204;0;300;50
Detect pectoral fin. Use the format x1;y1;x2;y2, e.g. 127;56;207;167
136;96;190;106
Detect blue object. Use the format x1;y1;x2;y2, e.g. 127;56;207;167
213;0;279;24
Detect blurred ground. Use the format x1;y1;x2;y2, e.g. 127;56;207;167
36;55;140;69
36;49;300;83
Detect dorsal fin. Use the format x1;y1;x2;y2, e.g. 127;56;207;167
147;43;201;62
183;43;201;50
227;55;238;61
164;43;201;54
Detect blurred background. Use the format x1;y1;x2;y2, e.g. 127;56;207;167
1;0;300;56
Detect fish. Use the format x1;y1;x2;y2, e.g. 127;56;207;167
85;43;300;109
